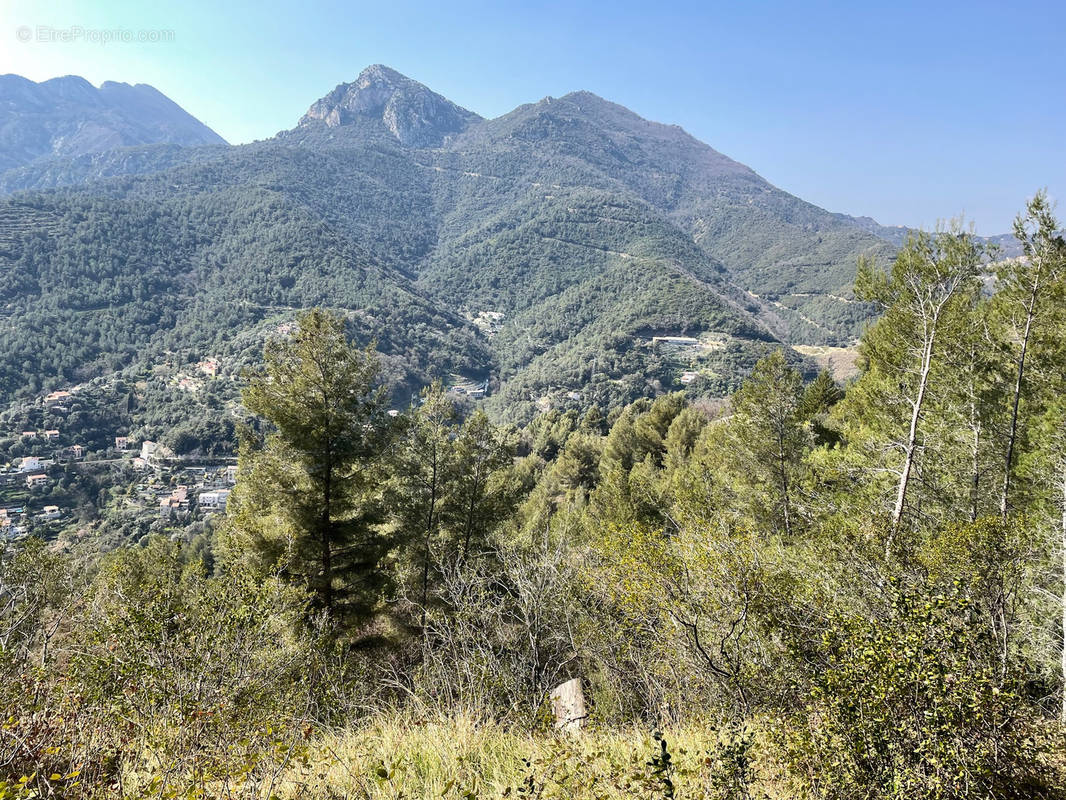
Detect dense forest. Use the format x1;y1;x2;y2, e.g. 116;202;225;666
2;194;1066;797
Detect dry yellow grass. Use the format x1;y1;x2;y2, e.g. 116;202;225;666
265;714;779;799
791;344;861;381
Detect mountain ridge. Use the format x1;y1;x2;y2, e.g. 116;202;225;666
0;74;226;174
0;65;993;422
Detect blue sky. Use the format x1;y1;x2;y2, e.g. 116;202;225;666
2;0;1063;234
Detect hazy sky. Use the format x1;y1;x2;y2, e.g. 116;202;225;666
2;0;1063;234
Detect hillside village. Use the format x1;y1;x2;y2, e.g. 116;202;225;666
0;374;238;542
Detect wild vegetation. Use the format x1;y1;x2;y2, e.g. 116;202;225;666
2;195;1065;797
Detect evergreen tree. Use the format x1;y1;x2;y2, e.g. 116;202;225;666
392;382;459;624
729;351;807;538
223;309;393;619
445;410;517;559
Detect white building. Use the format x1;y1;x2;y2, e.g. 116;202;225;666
198;489;231;513
18;456;41;472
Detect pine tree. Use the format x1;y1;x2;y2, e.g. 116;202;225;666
223;309;393;620
730;351;807;538
445;410;516;559
392;382;459;625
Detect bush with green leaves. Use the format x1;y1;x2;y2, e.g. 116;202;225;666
781;582;1064;799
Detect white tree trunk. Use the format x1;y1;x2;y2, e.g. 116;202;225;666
889;335;935;553
1001;296;1037;520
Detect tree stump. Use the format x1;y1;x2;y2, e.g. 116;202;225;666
550;677;586;734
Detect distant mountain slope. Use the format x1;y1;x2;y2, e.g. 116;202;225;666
836;212;1023;257
0;136;489;403
0;142;224;195
431;90;891;343
0;65;910;421
0;74;226;173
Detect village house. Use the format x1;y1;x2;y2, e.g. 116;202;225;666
44;390;71;404
20;430;36;439
38;506;61;521
159;486;190;519
25;474;48;488
680;371;699;385
198;358;219;378
18;456;42;472
115;436;129;451
69;444;84;459
198;488;230;513
223;464;238;485
43;430;59;441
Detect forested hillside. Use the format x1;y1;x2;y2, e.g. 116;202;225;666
0;65;902;450
3;198;1066;797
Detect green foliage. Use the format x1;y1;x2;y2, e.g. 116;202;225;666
223;309;394;619
782;582;1062;799
3;186;1066;796
729;351;808;537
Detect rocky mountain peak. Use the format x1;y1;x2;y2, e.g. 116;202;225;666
0;74;226;173
298;65;481;147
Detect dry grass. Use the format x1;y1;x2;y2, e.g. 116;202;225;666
791;344;861;381
266;714;775;799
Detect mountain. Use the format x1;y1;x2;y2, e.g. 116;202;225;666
837;213;1023;257
0;65;895;427
428;90;891;343
299;64;481;147
0;74;226;173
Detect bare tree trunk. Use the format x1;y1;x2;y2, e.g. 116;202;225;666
1001;292;1037;520
889;335;935;553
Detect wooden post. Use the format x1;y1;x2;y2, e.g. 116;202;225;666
550;677;586;734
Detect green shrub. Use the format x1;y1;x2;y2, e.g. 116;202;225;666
781;582;1064;799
